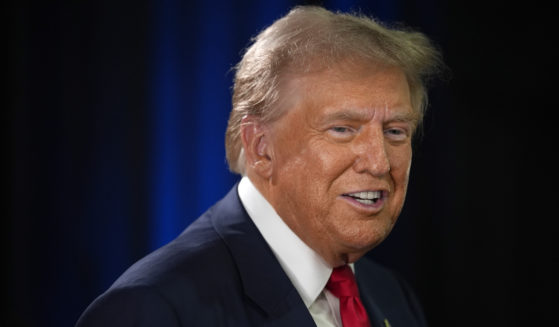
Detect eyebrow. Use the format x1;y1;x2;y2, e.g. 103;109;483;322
388;113;420;126
321;110;370;122
320;108;419;126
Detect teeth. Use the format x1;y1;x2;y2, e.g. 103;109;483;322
344;191;382;205
347;191;381;200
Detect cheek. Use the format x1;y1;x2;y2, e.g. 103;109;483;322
279;145;349;214
387;147;412;220
276;136;347;175
296;147;342;197
388;146;412;180
312;142;356;175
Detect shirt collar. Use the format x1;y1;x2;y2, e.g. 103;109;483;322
238;176;332;308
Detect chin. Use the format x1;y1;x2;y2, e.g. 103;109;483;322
346;221;394;251
326;229;388;266
341;227;389;254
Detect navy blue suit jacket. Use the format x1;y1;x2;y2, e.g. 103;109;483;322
76;185;427;327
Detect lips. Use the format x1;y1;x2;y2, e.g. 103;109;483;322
343;191;382;205
340;189;388;213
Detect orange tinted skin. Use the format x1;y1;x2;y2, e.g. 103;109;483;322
243;64;417;267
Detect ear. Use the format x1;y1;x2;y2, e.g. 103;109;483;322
240;115;274;179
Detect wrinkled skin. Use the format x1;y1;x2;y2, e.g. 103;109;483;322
244;63;417;267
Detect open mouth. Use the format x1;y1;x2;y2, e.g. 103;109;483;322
342;191;383;205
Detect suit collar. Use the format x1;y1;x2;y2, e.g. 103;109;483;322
210;184;314;323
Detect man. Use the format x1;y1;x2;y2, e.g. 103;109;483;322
77;6;442;327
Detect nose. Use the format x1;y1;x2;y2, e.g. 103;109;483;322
352;128;390;177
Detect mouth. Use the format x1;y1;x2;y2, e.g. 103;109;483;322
341;190;386;210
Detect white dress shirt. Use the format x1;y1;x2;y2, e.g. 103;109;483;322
238;177;348;327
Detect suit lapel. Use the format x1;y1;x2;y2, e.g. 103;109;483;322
355;260;390;327
210;185;316;326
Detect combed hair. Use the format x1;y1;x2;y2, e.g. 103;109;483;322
225;5;444;174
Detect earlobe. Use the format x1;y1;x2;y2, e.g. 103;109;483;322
240;116;273;178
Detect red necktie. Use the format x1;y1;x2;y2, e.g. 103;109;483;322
326;265;371;327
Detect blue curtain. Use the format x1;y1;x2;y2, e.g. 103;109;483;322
149;0;294;251
148;0;439;249
9;1;415;326
19;0;536;326
148;0;408;250
12;0;556;326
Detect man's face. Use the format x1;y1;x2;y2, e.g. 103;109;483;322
265;64;416;266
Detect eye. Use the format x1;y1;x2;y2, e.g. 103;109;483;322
330;126;350;133
327;125;357;141
384;127;408;141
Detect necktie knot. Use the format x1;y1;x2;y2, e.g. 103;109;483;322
326;265;361;298
325;265;371;327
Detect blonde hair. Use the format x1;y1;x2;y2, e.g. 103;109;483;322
225;6;443;174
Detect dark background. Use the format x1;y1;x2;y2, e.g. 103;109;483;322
8;0;556;326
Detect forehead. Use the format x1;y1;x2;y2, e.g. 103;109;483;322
280;63;415;121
